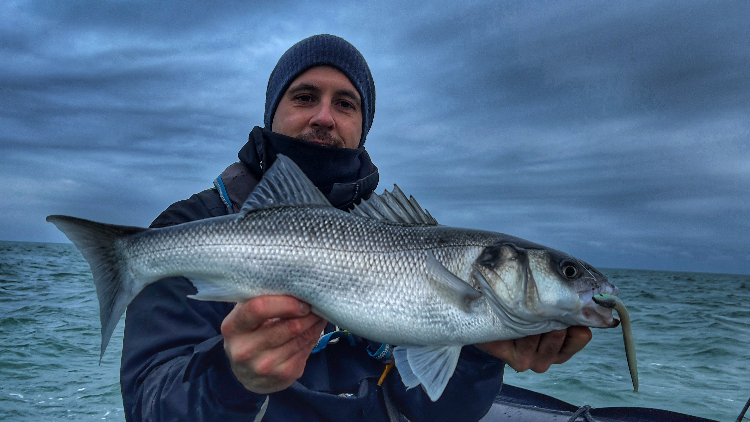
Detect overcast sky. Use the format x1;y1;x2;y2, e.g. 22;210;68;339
2;0;749;275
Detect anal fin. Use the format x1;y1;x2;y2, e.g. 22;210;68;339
394;345;463;402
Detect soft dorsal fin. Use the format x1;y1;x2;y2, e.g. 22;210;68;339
351;185;438;225
239;155;331;217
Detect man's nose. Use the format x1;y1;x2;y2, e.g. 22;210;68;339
310;102;335;128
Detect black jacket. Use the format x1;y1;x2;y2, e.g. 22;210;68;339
119;130;505;422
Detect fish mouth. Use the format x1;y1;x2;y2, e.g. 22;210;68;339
581;305;620;328
578;284;621;328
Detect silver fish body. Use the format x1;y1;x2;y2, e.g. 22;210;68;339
127;207;615;346
48;155;623;401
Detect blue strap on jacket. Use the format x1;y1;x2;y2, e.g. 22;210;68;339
367;343;393;364
309;324;393;366
311;327;356;354
213;175;233;211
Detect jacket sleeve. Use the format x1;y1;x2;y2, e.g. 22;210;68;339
120;189;267;421
120;278;269;422
387;346;505;422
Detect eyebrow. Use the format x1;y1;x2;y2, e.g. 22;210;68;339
286;83;361;105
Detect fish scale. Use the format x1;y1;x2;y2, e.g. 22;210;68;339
127;207;502;345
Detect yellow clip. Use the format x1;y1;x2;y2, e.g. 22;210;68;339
377;362;395;386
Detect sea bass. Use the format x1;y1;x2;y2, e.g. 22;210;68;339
48;155;625;401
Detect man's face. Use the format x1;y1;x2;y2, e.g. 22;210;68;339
271;66;362;149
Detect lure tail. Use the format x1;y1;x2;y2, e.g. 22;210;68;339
593;293;638;392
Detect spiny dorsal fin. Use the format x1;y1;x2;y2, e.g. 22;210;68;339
239;155;331;217
351;185;438;226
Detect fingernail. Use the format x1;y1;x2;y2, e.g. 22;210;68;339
299;302;311;314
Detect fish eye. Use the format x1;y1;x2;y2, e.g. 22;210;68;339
559;260;579;279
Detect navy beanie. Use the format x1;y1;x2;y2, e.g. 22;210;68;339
264;34;376;147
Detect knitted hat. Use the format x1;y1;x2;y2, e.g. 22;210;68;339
264;34;376;147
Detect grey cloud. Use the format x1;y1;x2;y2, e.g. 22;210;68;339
387;0;749;131
1;0;748;274
23;0;285;34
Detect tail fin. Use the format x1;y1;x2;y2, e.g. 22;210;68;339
46;215;147;361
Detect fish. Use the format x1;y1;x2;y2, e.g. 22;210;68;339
47;154;628;401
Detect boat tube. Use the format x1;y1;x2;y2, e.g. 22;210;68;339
480;384;720;422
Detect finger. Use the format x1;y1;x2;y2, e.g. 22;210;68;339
245;316;328;381
511;334;543;371
251;313;326;352
270;317;329;370
555;326;592;364
479;334;542;373
530;329;567;372
536;329;567;357
225;296;311;334
475;336;540;372
473;339;514;362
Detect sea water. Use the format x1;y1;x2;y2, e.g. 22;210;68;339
1;241;749;421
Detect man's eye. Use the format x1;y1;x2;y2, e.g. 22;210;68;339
295;94;314;102
338;100;355;110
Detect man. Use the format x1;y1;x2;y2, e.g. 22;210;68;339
120;34;591;422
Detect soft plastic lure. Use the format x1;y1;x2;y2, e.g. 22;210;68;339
593;293;638;392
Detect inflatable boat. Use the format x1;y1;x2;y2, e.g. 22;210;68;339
479;384;747;422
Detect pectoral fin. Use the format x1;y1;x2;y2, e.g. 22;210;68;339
425;251;481;310
393;344;463;402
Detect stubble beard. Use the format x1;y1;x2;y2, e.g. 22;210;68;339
296;128;345;148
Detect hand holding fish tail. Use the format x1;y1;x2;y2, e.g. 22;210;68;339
221;295;328;394
475;326;592;373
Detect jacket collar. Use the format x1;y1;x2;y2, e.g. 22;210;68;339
238;126;379;210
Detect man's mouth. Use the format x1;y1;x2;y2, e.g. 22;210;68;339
307;138;335;146
297;129;344;148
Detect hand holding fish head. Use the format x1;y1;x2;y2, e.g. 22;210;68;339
474;326;593;373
